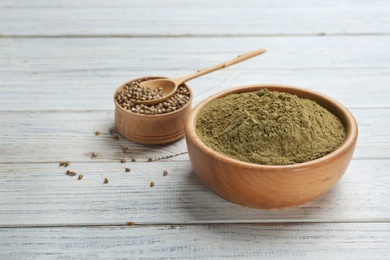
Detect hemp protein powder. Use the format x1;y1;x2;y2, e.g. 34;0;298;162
196;89;347;165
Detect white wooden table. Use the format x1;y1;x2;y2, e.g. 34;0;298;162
1;0;389;259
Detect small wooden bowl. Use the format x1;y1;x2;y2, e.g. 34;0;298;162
185;84;358;209
114;76;193;145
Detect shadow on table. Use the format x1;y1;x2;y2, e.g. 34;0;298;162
181;170;345;223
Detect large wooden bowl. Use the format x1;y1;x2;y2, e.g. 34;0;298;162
114;76;193;145
185;84;358;209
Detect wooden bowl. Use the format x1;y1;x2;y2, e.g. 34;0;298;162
185;84;358;209
114;76;193;145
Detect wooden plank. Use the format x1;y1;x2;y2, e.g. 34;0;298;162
0;223;389;259
1;37;388;72
0;159;389;226
0;108;387;163
1;37;390;111
1;68;389;111
0;111;189;163
0;0;389;36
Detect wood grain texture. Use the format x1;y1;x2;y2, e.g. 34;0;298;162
1;37;389;111
1;68;389;111
0;110;190;163
1;37;388;72
0;108;387;163
0;160;389;226
0;0;389;36
1;224;389;259
1;0;389;258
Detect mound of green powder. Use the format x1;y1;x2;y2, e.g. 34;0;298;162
196;89;346;165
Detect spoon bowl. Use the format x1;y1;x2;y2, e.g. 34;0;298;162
141;79;176;95
137;78;178;105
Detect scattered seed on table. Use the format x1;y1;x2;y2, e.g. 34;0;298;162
91;152;97;158
114;135;119;141
104;178;109;184
59;162;65;166
78;174;84;180
147;158;153;162
131;157;137;162
120;159;126;163
127;222;135;226
66;170;76;176
64;161;70;167
109;128;114;134
95;131;101;136
150;181;155;187
125;168;131;172
163;170;168;176
123;147;130;154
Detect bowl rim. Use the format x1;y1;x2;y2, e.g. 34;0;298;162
186;84;358;171
113;76;193;117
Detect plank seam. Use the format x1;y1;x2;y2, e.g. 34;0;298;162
2;33;390;38
0;220;389;229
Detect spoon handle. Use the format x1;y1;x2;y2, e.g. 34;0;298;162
173;48;266;85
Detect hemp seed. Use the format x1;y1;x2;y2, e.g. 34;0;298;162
66;170;76;176
91;152;97;158
104;178;109;184
131;157;136;162
150;181;155;187
78;174;84;180
120;159;126;163
95;131;101;136
125;168;131;172
123;147;130;154
163;170;168;176
64;161;70;167
59;162;65;166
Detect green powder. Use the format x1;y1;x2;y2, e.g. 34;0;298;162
196;89;346;165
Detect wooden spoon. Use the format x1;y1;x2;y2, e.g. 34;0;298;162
135;48;267;105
